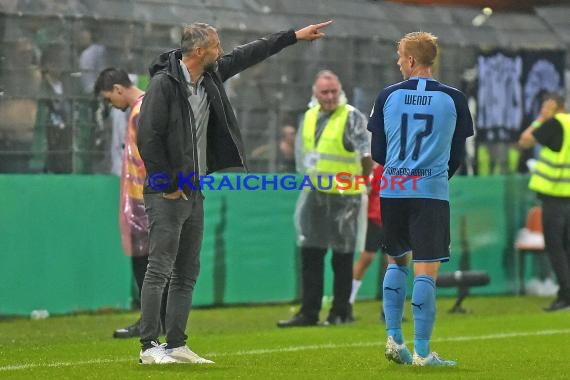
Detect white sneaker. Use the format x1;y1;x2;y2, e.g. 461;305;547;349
412;351;456;366
385;336;412;364
139;342;177;364
167;345;214;364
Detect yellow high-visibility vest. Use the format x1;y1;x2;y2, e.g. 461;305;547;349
302;104;363;194
529;113;570;197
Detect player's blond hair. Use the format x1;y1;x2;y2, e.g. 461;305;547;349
398;32;438;66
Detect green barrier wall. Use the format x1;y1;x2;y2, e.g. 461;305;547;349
0;174;535;316
0;175;131;316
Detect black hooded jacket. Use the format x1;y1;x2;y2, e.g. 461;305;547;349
137;29;297;194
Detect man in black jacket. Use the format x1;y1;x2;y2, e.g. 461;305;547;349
137;20;332;364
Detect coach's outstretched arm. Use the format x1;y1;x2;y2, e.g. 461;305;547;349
216;20;333;82
295;20;333;41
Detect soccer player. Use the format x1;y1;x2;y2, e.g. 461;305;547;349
368;32;473;366
349;163;387;321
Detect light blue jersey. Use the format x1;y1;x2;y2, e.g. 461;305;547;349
368;77;473;200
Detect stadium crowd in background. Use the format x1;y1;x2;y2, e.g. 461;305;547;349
29;49;73;173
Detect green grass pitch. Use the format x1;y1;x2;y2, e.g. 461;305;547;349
1;296;569;379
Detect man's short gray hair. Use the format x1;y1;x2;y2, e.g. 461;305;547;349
312;70;342;91
181;23;216;56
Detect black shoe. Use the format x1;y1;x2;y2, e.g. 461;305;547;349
544;298;570;312
346;304;355;322
324;313;353;326
277;313;318;328
113;319;141;338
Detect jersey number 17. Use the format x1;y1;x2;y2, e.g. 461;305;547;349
399;113;433;161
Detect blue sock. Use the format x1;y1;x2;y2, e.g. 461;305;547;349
412;274;436;357
383;263;409;344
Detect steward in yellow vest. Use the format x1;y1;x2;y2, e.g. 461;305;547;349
278;70;372;328
302;103;365;194
519;93;570;311
528;111;570;197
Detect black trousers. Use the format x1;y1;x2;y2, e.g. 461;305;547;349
299;247;354;321
542;196;570;301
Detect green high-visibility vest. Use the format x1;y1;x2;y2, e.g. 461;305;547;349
302;104;364;194
529;113;570;197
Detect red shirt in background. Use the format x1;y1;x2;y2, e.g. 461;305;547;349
368;164;383;226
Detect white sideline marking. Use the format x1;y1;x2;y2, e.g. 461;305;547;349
0;358;127;371
1;328;569;371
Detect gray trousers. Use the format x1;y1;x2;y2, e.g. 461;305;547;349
140;193;203;349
